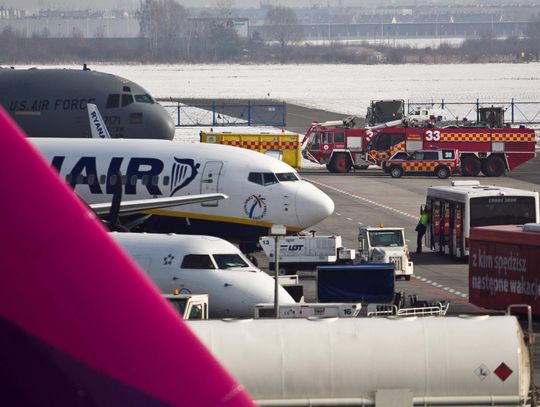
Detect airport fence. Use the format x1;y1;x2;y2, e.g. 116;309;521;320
406;99;540;126
159;100;287;127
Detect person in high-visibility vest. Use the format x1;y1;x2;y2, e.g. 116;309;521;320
415;205;430;254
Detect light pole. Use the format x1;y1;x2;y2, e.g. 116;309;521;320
270;224;286;318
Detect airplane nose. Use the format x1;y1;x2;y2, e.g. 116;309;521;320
153;106;175;140
295;181;334;229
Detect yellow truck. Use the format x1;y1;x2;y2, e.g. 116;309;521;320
200;130;302;169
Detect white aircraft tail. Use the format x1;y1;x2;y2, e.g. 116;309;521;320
87;103;111;139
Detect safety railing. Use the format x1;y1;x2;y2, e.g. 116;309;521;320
407;99;540;126
159;100;286;127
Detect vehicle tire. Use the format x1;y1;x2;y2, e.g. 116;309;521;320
326;164;336;173
481;156;506;177
390;166;403;178
460;156;481;177
435;165;450;179
329;154;351;173
405;275;411;281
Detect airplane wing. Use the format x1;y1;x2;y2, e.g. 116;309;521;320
87;102;112;139
0;106;254;406
91;193;228;216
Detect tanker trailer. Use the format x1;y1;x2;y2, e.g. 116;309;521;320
188;316;531;406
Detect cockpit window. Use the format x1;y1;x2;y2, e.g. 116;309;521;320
122;94;134;107
135;94;154;104
106;94;120;108
213;254;249;269
248;172;278;186
248;172;263;185
263;173;278;186
276;172;300;182
181;254;215;269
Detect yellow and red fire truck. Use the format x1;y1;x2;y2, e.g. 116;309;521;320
303;119;536;177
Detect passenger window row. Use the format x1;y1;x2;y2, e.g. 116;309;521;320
66;174;170;186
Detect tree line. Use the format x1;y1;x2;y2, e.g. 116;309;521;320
0;1;539;64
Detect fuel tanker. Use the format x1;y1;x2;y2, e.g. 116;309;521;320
189;316;531;406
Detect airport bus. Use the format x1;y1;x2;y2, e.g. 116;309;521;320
425;181;539;258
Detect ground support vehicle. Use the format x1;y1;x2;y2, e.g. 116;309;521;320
259;234;355;275
470;223;540;317
303;121;536;176
366;99;405;126
200;130;302;168
426;180;539;258
358;225;413;280
164;293;209;320
383;149;459;179
187;316;532;406
254;302;361;318
317;263;395;303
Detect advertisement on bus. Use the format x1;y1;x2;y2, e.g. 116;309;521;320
469;225;540;316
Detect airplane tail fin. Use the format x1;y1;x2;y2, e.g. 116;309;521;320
0;106;254;406
88;103;112;138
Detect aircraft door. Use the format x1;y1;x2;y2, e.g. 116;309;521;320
200;161;223;207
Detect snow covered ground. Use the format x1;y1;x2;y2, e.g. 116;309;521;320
15;63;540;117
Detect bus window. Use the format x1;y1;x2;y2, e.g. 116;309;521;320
470;196;536;227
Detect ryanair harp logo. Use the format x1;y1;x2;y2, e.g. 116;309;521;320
170;158;200;196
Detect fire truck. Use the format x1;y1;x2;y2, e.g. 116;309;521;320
303;119;536;176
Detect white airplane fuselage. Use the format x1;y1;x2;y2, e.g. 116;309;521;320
112;233;296;318
31;139;334;241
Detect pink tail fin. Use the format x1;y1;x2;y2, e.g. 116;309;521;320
0;107;254;407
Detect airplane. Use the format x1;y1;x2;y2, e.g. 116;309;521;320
112;233;296;318
0;66;175;140
0;106;255;406
31;138;335;246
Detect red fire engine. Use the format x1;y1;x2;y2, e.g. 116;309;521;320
303;119;536;176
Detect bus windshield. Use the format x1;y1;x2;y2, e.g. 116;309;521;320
470;196;536;227
368;230;404;247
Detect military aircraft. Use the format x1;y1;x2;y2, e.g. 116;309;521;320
0;66;174;140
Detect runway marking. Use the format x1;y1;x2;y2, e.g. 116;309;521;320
347;217;352;221
412;275;469;299
305;178;417;220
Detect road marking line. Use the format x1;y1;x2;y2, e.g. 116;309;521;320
305;178;417;220
412;275;468;299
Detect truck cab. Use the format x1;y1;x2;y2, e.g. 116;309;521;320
164;293;209;320
358;225;414;280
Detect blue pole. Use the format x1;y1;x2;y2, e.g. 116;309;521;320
248;100;251;126
476;99;480;122
511;98;515;124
